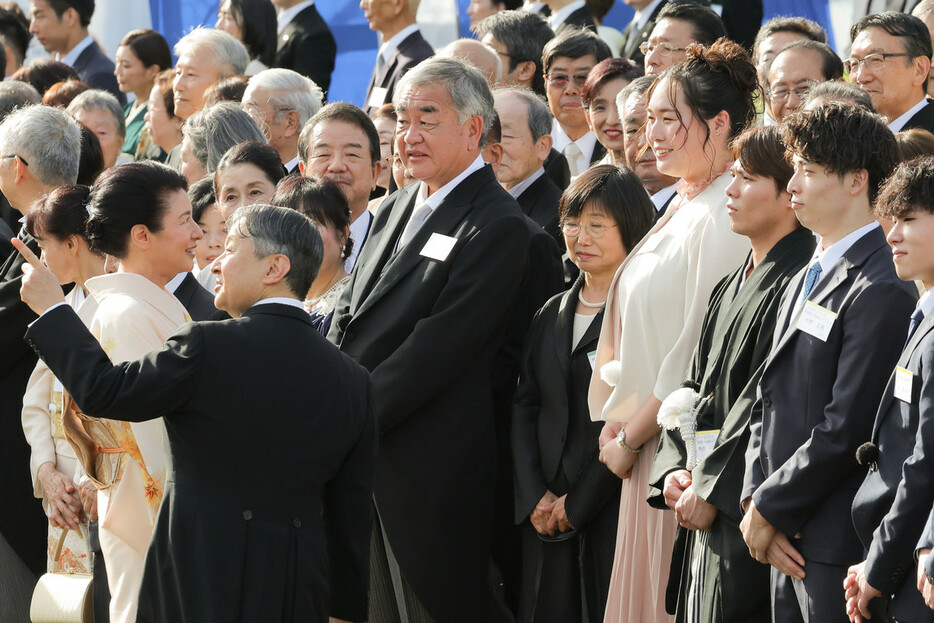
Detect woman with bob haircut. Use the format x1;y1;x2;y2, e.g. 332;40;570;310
213;140;286;219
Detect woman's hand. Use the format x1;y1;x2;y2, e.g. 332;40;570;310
530;490;558;536
598;421;623;449
599;438;638;479
78;480;99;523
37;462;82;529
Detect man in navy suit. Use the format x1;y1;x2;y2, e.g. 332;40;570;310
28;0;124;104
361;0;434;116
272;0;336;98
740;104;917;623
846;158;934;623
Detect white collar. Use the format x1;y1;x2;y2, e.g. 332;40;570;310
283;155;299;173
549;0;587;29
380;24;420;62
416;155;486;211
634;0;665;29
917;289;934;316
507;167;545;198
277;1;315;35
345;210;372;273
524;1;547;11
551;121;598;170
251;297;304;309
58;35;95;67
887;97;929;133
812;221;880;276
165;272;188;294
651;182;678;212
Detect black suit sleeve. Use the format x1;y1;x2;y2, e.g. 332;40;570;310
0;249;38;378
286;29;336;96
866;343;934;593
325;372;377;621
370;215;530;433
753;282;915;538
25;305;201;422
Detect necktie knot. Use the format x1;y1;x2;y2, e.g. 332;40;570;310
397;202;432;251
907;308;925;344
798;260;822;309
564;142;582;178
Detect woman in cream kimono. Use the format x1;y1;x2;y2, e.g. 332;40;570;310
21;186;104;573
588;41;758;623
71;162;202;623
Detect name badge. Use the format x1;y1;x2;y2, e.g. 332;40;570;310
796;300;837;342
696;429;720;462
367;87;388;109
419;233;458;262
587;350;596;370
894;366;914;403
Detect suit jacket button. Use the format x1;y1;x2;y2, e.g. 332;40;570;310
293;518;302;528
242;510;253;521
763;397;772;407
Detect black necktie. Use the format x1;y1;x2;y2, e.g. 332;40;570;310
906;308;925;345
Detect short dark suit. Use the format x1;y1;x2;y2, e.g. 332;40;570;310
743;226;917;622
543;148;571;191
172;272;228;321
72;40;125;105
364;29;434;117
851;310;934;622
275;5;337;98
620;0;668;64
329;163;531;622
516;171;564;248
553;6;597;34
26;302;376;623
900;98;934;135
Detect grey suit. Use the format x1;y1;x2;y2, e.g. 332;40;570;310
743;226;917;622
852;309;934;622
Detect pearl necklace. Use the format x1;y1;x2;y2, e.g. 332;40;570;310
578;291;606;308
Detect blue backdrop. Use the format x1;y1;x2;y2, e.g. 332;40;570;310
147;0;836;108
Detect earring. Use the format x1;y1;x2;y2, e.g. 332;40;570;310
716;130;721;137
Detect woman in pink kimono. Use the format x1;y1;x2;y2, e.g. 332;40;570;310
589;40;759;623
21;185;105;573
77;162;202;623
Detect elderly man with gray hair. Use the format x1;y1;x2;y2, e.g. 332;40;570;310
179;101;267;184
67;89;128;168
243;68;323;173
0;80;40;237
0;103;80;620
329;55;530;623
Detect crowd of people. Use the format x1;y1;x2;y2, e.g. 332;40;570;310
7;0;934;622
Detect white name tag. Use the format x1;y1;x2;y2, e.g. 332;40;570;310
367;86;388;109
796;300;837;342
587;350;596;370
895;366;914;403
696;429;719;462
419;233;458;262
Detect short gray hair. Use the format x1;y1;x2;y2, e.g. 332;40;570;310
493;87;552;142
616;75;655;117
0;81;40;122
394;56;495;145
66;89;127;138
183;102;267;173
804;80;876;113
0;104;80;186
244;68;323;126
174;27;249;78
230;203;322;298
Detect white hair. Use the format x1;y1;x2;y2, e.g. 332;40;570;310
244;68;323;126
0;104;80;186
174;27;249;78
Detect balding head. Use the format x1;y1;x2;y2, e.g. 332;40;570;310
439;38;502;86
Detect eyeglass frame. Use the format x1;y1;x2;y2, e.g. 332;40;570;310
561;220;618;239
767;81;817;102
544;72;590;89
0;154;28;166
639;41;687;58
842;52;912;75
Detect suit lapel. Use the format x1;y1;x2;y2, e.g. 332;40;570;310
552;280;578;377
873;313;934;438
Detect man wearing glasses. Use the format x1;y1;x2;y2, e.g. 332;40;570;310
849;11;934;133
641;1;725;76
541;28;611;180
766;40;844;124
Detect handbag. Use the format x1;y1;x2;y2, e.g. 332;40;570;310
61;391;126;490
29;526;94;623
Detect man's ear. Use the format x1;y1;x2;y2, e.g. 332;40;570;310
515;60;537;86
263;253;292;287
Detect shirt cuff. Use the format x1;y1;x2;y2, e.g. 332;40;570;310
28;301;67;328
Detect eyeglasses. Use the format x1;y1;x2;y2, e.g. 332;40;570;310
843;52;911;75
561;220;617;239
768;82;815;102
544;73;590;89
639;41;687;57
0;154;27;166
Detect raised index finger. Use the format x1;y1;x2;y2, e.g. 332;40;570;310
11;237;42;269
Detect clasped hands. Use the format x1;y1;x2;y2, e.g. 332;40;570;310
598;421;637;479
918;550;934;611
843;560;882;622
530;490;575;537
662;469;717;531
38;462;99;528
739;498;806;580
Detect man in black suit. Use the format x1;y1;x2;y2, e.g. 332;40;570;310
16;204;375;623
543;29;611;181
544;0;596;34
165;271;228;322
0;104;80;617
361;0;434;116
642;1;725;76
298;103;383;273
846;159;934;623
473;9;554;97
849;12;934;134
620;0;668;64
329;56;531;622
272;0;336;99
740;104;917;623
27;0;124;104
765;41;843;125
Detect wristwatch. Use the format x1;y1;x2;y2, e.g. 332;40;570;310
926;567;934;586
615;427;641;454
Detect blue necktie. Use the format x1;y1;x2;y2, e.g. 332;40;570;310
906;308;925;345
798;261;822;309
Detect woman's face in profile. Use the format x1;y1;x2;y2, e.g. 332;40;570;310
145;189;204;276
645;76;714;182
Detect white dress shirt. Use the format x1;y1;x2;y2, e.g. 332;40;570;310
251;297;304;310
277;0;314;35
507;167;545;199
549;0;587;30
58;35;94;66
809;221;880;286
887;97;929;133
551;120;598;178
346;209;372;272
165;272;187;294
379;24;420;65
651;182;678;213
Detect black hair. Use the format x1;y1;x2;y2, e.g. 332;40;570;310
76;123;103;185
876;155;934;218
11;58;78;96
188;177;217;223
656;0;727;46
472;10;555;96
46;0;94;28
25;184;92;243
0;6;31;67
299;102;381;165
774;39;843;82
850;11;933;93
542;26;613;76
225;0;277;67
213;141;286;199
119;29;172;72
271;175;353;260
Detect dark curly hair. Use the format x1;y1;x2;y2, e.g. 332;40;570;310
875;155;934;218
781;102;898;206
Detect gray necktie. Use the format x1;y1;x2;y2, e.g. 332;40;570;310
397;203;432;251
564;142;582;178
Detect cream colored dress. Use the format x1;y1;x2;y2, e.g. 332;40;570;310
84;272;190;623
588;172;750;623
21;286;98;573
